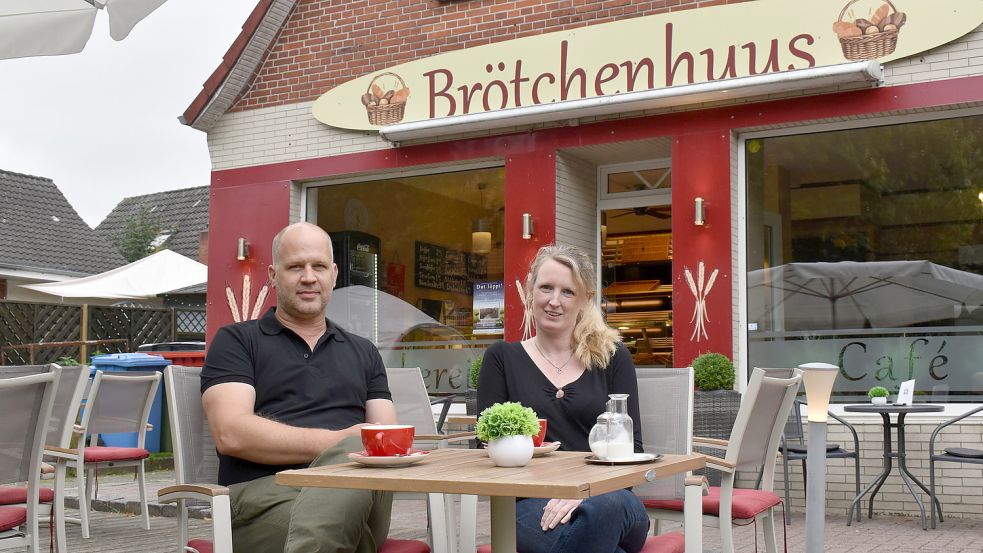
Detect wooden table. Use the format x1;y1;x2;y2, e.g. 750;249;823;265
843;403;944;530
278;448;706;552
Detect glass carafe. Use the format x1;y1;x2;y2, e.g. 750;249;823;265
588;394;634;460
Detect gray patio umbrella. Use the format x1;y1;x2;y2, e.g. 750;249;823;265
0;0;167;60
327;285;443;346
747;260;983;331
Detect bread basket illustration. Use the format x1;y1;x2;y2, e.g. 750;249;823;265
361;72;410;126
833;0;907;61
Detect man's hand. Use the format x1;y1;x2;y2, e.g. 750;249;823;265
540;498;582;530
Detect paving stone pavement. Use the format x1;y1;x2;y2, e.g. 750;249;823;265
44;469;983;553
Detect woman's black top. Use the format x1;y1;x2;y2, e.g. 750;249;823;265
476;340;643;453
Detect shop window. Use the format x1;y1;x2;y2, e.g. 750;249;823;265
305;166;505;396
745;114;983;401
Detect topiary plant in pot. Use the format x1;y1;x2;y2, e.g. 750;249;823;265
867;385;889;405
691;352;740;486
476;401;540;467
466;355;482;416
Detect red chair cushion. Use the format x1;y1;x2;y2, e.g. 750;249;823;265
640;532;685;553
381;538;431;553
0;506;26;532
187;539;213;553
185;537;428;553
0;486;54;504
643;487;782;520
82;446;150;462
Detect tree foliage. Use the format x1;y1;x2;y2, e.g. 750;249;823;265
114;208;165;262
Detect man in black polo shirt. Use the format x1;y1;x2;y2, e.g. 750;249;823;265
202;222;397;553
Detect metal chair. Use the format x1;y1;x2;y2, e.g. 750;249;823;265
0;371;58;553
46;370;160;539
160;365;433;553
929;405;983;529
778;398;861;524
1;364;89;552
644;367;802;553
634;367;704;553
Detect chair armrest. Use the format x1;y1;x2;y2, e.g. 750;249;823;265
929;405;983;454
827;409;861;453
693;436;728;448
705;454;735;471
44;445;78;459
158;483;229;500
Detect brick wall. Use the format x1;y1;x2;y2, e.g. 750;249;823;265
234;0;754;113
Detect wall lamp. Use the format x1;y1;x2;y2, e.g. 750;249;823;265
236;237;250;260
522;213;535;239
694;197;706;226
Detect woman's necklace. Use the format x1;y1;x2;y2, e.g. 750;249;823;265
533;338;574;375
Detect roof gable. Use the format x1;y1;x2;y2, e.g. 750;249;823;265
95;186;210;261
0;169;127;276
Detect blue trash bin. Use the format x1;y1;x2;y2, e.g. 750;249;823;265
90;353;170;453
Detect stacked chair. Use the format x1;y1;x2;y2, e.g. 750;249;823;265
0;370;58;553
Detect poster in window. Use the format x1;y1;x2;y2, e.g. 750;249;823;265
472;281;504;335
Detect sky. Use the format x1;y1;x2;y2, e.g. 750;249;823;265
0;0;258;228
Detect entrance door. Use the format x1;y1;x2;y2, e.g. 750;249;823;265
598;162;673;367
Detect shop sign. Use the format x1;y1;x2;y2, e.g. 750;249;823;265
313;0;983;131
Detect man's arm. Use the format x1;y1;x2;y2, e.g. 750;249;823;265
365;398;398;425
202;382;364;465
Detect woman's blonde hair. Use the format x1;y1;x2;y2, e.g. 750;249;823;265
521;244;620;369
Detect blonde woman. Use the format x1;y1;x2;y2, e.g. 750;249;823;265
477;244;647;553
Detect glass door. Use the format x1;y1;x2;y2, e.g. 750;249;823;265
598;163;673;367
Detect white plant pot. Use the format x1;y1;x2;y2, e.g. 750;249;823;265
487;435;534;467
871;396;887;405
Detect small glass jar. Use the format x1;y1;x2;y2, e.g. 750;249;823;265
588;394;634;460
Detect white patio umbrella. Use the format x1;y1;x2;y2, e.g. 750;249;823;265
0;0;166;60
747;260;983;331
20;249;206;299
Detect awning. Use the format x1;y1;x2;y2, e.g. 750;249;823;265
380;61;883;142
20;249;206;300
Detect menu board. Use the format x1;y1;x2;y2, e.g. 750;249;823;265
415;241;487;294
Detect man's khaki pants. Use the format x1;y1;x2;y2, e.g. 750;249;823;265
229;436;393;553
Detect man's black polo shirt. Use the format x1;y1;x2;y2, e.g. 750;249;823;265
201;307;392;485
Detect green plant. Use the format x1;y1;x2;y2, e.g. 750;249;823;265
468;355;482;389
57;356;80;366
867;386;889;399
692;352;735;391
475;402;539;442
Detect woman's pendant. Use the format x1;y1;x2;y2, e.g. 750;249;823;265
555;388;565;399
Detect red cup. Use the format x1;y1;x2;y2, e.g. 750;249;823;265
533;419;548;447
361;424;415;456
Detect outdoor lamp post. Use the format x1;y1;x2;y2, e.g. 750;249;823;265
799;362;839;553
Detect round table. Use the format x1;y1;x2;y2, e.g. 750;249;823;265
843;403;943;530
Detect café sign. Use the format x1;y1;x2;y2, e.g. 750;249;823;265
313;0;983;131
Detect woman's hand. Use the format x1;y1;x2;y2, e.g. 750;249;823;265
540;498;582;530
